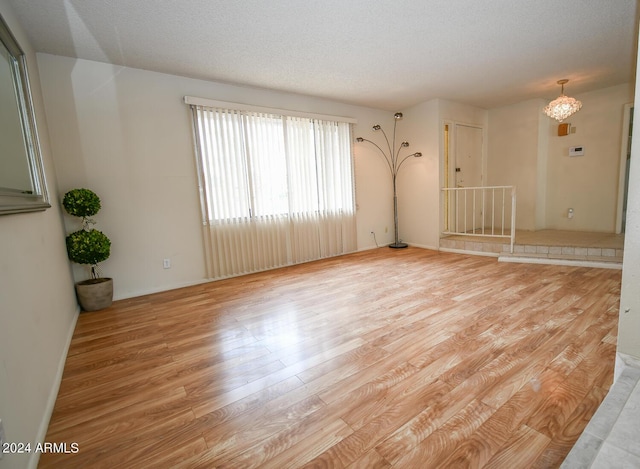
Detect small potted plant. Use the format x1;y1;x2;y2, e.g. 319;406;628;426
62;188;113;311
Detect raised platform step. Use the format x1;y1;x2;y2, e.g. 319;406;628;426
440;230;624;268
498;251;623;269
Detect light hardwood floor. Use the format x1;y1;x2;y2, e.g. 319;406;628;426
39;247;621;468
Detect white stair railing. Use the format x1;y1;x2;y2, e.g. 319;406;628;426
442;186;516;253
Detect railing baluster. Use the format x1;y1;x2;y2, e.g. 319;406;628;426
464;190;467;234
481;188;485;235
455;190;459;233
501;187;505;236
472;189;476;234
511;187;516;253
441;186;516;247
491;188;495;236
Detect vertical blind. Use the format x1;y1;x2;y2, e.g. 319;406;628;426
190;105;357;279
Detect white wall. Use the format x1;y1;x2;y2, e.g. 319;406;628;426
36;54;395;300
487;99;548;231
439;99;489;129
618;29;640;360
395;99;440;249
0;2;79;469
487;85;632;232
545;84;633;231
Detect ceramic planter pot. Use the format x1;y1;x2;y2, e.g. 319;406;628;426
75;278;113;311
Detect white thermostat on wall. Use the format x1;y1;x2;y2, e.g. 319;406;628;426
569;146;585;157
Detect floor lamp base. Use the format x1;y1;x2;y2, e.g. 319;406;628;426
389;242;409;249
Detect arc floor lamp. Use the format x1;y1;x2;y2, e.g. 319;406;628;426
357;112;422;248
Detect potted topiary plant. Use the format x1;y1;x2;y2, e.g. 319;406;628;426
62;188;113;311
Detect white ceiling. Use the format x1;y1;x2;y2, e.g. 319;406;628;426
6;0;640;110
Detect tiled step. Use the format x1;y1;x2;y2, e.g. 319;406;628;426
440;237;623;267
499;251;623;266
439;237;506;255
510;244;622;259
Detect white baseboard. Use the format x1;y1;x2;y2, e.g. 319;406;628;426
113;278;212;301
439;247;500;257
407;243;439;251
498;255;622;270
357;243;390;252
358;243;437;252
28;305;80;469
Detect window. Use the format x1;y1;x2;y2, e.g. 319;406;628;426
189;100;357;278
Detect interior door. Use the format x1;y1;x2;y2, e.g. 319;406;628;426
455;124;483;188
454;124;484;232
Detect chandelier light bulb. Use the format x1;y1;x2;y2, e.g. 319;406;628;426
543;79;582;122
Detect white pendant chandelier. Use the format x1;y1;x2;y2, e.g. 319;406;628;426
543;79;582;122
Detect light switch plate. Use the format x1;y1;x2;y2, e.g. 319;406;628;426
569;146;585;157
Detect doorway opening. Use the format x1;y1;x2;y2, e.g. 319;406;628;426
443;122;484;232
617;104;633;234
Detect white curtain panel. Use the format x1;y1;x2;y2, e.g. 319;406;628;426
192;106;356;279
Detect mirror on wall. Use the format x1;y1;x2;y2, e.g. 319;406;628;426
0;13;49;215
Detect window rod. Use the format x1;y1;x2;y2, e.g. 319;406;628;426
184;96;357;124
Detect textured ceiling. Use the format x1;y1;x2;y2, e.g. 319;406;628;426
6;0;640;110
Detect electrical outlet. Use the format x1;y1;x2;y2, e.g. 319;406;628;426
163;258;171;269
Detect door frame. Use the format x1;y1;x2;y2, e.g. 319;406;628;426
616;103;633;234
441;120;487;234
